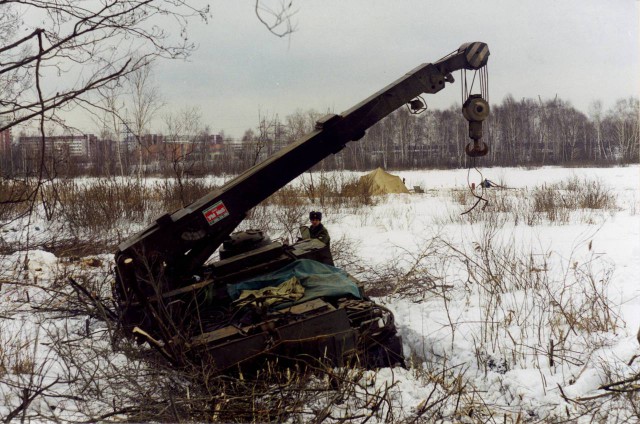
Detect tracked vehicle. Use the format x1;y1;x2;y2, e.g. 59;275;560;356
114;42;490;372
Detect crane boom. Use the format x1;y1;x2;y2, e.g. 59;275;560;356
115;42;490;292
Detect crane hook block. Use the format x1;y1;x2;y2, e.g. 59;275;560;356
463;94;490;157
465;140;489;157
462;94;489;122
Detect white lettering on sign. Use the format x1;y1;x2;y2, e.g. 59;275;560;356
203;201;229;225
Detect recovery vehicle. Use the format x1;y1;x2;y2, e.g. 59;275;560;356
114;42;491;372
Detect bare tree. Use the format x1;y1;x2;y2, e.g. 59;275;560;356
0;0;210;133
245;111;282;166
605;97;639;162
0;0;210;233
0;4;30;114
163;106;203;184
94;84;128;176
254;0;298;37
126;63;164;178
588;100;607;161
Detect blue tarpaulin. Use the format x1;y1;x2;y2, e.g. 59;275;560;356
227;259;362;308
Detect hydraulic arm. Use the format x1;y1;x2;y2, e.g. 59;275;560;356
115;42;490;293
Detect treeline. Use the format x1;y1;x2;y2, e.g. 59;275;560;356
219;95;639;173
2;95;638;178
318;95;639;170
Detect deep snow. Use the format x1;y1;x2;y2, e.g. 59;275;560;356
1;165;638;422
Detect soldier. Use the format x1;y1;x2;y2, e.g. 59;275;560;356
309;211;330;247
308;211;334;266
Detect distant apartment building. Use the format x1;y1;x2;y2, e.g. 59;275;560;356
146;134;224;164
10;131;226;174
122;133;164;151
18;134;97;159
201;134;224;161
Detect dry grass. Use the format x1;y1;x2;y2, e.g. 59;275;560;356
444;176;618;226
0;178;34;223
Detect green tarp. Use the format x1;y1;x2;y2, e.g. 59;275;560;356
227;259;362;309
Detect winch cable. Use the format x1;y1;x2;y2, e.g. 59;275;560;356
460;67;491;215
480;64;491;152
462;160;489;215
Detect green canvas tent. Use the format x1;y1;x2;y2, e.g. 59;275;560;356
359;168;410;195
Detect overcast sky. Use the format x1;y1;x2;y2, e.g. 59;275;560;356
155;0;638;138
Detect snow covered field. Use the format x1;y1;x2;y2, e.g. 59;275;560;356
1;165;639;422
320;166;640;421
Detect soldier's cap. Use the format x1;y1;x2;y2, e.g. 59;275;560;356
309;211;322;221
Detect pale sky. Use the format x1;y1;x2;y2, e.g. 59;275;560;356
141;0;639;137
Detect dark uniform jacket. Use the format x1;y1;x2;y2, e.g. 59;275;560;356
309;223;333;266
309;223;330;247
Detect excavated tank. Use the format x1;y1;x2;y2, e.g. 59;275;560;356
115;228;405;373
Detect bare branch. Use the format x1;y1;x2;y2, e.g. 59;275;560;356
254;0;297;38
